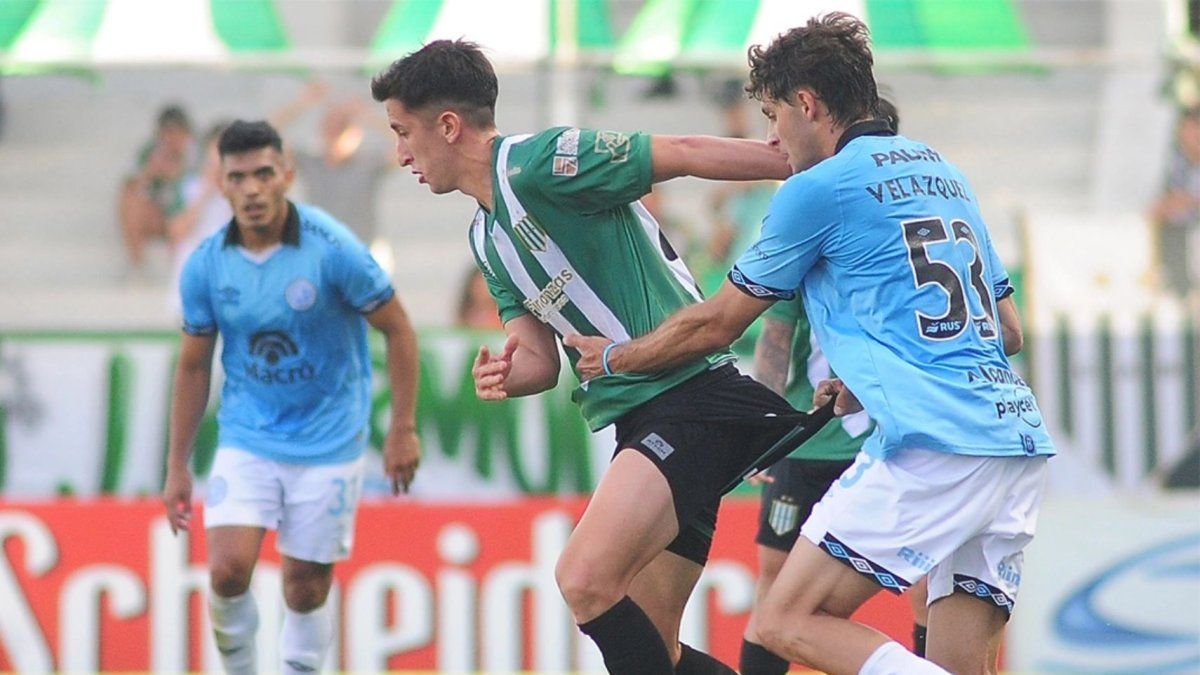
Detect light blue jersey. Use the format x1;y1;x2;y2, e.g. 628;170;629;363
732;124;1054;460
180;202;394;464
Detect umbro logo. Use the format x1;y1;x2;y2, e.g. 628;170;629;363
217;286;240;305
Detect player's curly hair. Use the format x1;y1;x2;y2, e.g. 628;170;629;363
745;13;879;128
371;39;498;129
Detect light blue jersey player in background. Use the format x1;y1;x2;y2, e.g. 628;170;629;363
162;120;420;675
568;13;1054;675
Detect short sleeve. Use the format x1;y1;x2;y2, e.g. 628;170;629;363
729;175;835;301
529;128;652;213
984;234;1013;301
180;247;217;336
330;240;395;314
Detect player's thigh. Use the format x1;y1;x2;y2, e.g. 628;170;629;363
627;549;703;658
760;537;880;624
926;592;1006;675
556;449;679;602
909;576;930;624
206;526;267;595
743;545;789;642
277;455;365;565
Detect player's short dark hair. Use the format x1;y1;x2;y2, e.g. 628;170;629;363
746;12;879;128
370;39;497;129
156;104;192;131
218;120;283;157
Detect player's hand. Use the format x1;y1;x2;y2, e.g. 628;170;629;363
562;333;612;380
383;426;421;495
473;333;519;400
814;378;863;416
161;468;193;534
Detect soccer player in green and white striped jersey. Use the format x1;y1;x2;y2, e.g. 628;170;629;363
371;40;812;675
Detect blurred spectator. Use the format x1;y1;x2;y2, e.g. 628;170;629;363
168;121;232;314
273;81;393;248
118;104;194;270
455;267;503;330
1148;106;1199;299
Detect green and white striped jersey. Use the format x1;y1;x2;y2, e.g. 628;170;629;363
764;295;874;461
469;127;734;430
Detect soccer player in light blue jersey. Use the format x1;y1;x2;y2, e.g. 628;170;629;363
569;14;1054;675
162;120;420;675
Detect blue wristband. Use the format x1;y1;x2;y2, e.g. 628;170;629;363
601;342;618;376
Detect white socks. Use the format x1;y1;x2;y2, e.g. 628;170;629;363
209;591;259;675
280;603;332;675
859;641;951;675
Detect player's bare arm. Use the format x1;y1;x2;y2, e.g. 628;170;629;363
163;332;216;534
566;281;773;380
997;296;1023;356
754;317;796;396
651;135;791;183
472;314;561;401
366;296;422;494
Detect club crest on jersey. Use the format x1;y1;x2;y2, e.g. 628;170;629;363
552;155;578;177
768;497;800;536
513;217;549;253
285;278;317;311
595;130;630;163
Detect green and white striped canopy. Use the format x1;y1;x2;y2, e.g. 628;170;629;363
370;0;615;69
0;0;41;52
615;0;1030;75
4;0;288;72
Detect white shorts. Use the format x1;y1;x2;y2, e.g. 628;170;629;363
203;446;365;564
800;448;1048;616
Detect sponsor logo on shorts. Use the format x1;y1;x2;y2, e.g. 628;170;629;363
768;497;800;536
898;546;934;573
997;559;1022;588
641;432;675;460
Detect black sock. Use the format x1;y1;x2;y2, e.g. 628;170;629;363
912;622;928;658
676;643;737;674
578;596;674;675
738;639;789;675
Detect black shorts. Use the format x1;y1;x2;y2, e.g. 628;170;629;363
612;364;806;566
755;456;856;552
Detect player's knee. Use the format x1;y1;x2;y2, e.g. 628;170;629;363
283;578;330;613
554;555;623;619
758;604;820;663
209;560;254;597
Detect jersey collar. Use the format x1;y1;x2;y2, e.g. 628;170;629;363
223;201;301;248
834;119;895;154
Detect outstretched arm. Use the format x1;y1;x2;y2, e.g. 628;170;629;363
651;135;790;184
565;282;774;379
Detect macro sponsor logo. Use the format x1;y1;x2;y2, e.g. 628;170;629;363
898;546;934;573
1043;535;1200;673
246;330;315;385
522;270;574;323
